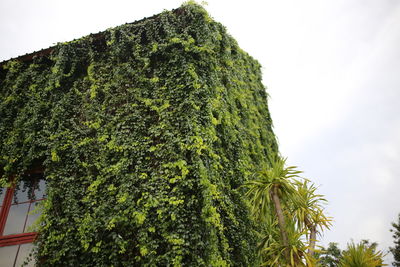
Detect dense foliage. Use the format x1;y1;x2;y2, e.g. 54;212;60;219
0;3;278;266
390;213;400;266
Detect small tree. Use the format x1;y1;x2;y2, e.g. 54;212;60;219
317;242;342;267
390;213;400;266
339;241;386;267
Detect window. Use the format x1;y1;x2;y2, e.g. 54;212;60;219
0;170;46;267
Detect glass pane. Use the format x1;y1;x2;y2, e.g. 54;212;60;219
15;243;35;267
12;181;30;204
3;202;30;235
13;174;46;203
0;245;19;266
35;179;46;199
25;201;43;233
0;187;5;207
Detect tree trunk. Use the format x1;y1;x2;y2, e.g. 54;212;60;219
308;225;317;256
305;217;317;256
270;185;290;263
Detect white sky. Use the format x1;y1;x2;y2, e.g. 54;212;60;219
1;0;399;265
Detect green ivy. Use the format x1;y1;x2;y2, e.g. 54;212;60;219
0;3;278;266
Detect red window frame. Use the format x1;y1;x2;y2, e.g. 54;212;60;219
0;168;45;247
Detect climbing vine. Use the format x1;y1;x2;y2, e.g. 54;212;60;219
0;3;278;266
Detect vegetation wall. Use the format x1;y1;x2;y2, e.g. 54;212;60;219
0;3;278;266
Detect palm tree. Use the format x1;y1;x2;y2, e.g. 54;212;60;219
339;241;387;267
244;156;331;266
258;216;313;266
244;156;302;265
291;180;332;256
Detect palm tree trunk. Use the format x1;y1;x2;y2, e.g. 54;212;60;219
305;217;317;256
270;185;290;263
308;225;317;256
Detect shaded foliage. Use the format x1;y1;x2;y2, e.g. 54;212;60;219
317;242;342;267
390;213;400;266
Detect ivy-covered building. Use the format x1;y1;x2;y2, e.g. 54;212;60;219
0;3;278;266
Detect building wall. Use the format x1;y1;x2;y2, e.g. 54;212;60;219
0;3;278;266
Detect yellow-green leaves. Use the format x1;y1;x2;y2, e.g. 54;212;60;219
51;150;60;162
133;211;146;225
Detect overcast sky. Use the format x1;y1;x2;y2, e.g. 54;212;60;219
1;0;399;265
